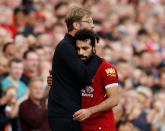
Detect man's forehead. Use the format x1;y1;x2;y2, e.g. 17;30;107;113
27;52;38;58
76;39;91;44
7;44;15;49
82;15;91;19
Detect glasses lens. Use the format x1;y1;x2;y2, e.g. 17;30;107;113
89;19;93;24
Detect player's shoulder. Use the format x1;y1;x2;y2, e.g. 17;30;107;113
101;58;117;70
99;58;117;76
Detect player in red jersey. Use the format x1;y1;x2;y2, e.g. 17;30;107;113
73;29;119;131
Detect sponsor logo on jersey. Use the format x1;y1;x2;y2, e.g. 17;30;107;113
85;85;94;93
82;93;93;98
105;68;116;77
81;86;94;98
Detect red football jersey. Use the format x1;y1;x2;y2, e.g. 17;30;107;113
81;58;118;131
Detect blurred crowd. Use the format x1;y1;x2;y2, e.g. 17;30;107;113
0;0;165;131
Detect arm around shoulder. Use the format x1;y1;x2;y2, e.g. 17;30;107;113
58;43;101;84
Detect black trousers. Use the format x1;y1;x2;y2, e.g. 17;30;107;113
48;117;81;131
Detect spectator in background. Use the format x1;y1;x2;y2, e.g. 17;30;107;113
0;86;19;131
152;72;165;92
14;34;29;59
22;8;36;37
136;86;152;111
35;45;46;62
42;46;54;62
102;44;112;63
54;1;69;24
35;33;53;47
13;6;26;32
2;42;16;61
21;49;39;85
0;28;12;53
0;86;28;131
52;22;66;49
138;50;152;70
148;90;165;131
151;51;163;80
0;56;8;97
118;121;140;131
0;55;8;79
33;12;46;35
159;72;165;90
1;58;27;99
131;86;152;131
0;6;17;38
19;77;50;131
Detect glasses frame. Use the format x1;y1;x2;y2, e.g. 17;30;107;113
79;19;94;24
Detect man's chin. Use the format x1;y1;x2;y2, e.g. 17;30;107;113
80;58;87;61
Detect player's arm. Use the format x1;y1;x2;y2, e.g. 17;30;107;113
73;86;118;121
59;42;102;85
47;47;101;87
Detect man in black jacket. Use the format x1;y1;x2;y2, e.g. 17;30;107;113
48;7;102;131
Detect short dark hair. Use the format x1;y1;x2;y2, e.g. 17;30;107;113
2;42;14;53
74;29;97;47
54;1;68;10
23;48;36;59
95;34;100;43
35;45;44;49
139;50;150;57
138;28;148;36
14;6;25;15
9;58;22;67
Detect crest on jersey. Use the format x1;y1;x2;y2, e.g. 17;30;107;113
85;86;94;93
105;68;116;77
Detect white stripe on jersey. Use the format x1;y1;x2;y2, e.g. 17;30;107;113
105;83;118;89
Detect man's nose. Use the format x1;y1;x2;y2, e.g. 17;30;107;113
79;49;84;55
91;23;95;30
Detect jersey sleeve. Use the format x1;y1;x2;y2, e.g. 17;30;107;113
103;64;118;89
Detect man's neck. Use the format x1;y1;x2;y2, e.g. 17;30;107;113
68;30;77;37
8;75;19;87
30;97;41;106
8;75;18;82
24;69;37;78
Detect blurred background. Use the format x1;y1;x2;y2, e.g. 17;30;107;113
0;0;165;131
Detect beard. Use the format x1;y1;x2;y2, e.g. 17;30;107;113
79;53;94;65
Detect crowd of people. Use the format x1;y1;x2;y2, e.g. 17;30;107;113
0;0;165;131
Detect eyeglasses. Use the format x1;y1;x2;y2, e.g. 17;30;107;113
79;19;94;24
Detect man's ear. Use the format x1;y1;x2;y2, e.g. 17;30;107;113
93;47;96;54
73;22;80;30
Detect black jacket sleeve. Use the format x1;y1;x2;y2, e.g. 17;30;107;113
58;41;102;85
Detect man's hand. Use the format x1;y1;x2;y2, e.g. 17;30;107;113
73;108;92;121
0;94;13;105
47;70;52;86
